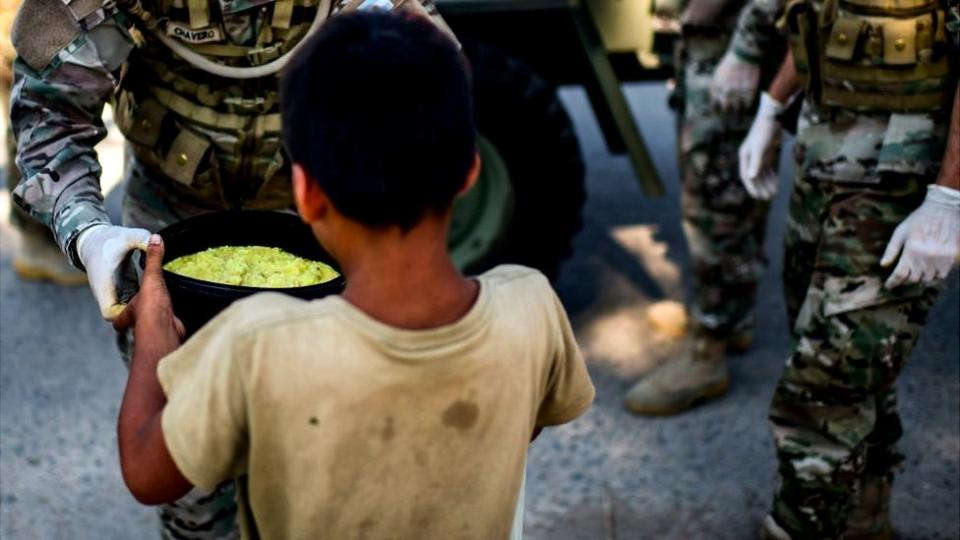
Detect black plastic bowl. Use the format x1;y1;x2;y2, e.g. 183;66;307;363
153;210;345;336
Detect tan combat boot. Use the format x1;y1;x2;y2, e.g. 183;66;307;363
846;476;893;540
645;301;754;353
623;330;730;416
12;229;86;285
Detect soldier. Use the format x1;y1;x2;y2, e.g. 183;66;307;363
2;0;86;284
732;0;958;537
9;0;451;536
623;0;784;415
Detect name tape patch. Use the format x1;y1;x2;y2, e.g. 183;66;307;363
166;22;225;44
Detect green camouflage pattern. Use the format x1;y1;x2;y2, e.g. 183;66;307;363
788;13;955;181
756;4;958;536
4;127;53;242
728;0;783;62
10;52;116;267
795;101;952;184
2;68;52;243
772;171;942;538
158;481;240;540
10;0;449;270
674;2;782;336
9;1;302;268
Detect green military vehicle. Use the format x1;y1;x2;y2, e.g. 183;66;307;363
437;0;678;276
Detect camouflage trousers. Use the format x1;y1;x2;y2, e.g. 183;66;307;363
770;171;942;538
676;34;773;337
120;154;243;540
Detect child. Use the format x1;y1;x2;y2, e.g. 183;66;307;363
113;11;595;539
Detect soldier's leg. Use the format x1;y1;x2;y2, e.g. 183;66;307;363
845;386;900;538
781;170;823;331
679;35;772;339
120;155;240;540
625;35;771;415
768;174;941;538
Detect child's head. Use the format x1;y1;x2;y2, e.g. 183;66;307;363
281;11;478;248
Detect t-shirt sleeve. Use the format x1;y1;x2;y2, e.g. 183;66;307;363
157;303;251;491
535;283;595;427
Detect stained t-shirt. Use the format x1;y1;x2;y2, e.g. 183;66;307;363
157;265;595;540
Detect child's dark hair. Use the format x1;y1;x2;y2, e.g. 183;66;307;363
281;11;476;230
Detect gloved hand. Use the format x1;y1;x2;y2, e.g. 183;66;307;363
710;51;761;112
880;185;960;289
738;92;784;200
77;224;153;320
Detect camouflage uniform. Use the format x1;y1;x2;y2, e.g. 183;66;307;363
732;0;958;536
2;0;57;262
10;0;449;537
674;0;783;338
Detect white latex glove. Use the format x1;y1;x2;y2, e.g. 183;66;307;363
77;224;153;320
710;51;761;112
880;185;960;289
738;92;784;200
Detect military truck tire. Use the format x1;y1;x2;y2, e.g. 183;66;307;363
450;43;586;279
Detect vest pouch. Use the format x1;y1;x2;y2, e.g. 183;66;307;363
811;1;954;112
114;92;167;149
157;123;227;207
163;129;211;186
882;18;919;65
825;16;865;61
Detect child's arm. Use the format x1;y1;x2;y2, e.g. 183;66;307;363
534;284;596;430
113;236;193;504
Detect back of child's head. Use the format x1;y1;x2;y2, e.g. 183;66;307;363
281;11;475;231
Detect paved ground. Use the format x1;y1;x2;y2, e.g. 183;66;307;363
1;84;957;539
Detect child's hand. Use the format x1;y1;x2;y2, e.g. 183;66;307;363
113;234;185;340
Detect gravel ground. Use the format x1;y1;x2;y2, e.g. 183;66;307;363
1;84;957;540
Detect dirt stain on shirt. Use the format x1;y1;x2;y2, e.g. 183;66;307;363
441;400;479;430
381;417;395;442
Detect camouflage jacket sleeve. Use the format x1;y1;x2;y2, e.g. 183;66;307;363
10;11;135;268
728;0;786;63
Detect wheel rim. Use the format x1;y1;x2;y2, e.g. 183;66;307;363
448;135;514;271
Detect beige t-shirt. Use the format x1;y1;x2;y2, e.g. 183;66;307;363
158;265;595;540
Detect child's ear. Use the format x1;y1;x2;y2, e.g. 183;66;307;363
457;151;482;197
292;164;328;223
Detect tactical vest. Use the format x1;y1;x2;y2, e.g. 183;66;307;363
112;0;329;211
785;0;955;112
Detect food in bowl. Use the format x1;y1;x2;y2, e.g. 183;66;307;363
164;246;340;288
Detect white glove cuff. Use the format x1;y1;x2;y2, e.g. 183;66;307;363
926;184;960;208
758;92;785;119
75;224;109;265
